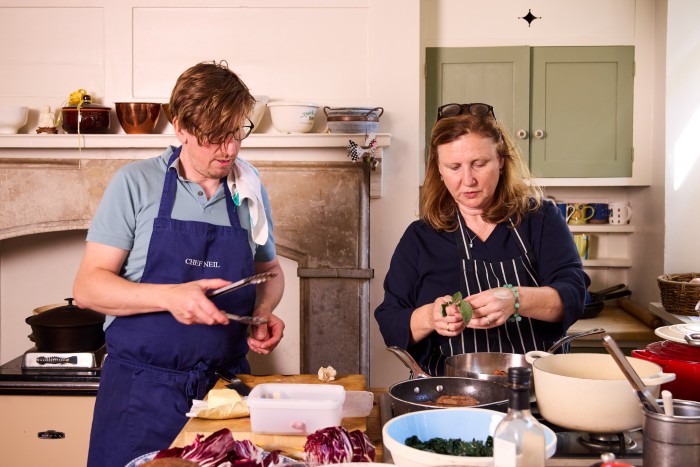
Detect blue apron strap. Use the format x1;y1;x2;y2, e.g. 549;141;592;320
157;147;182;218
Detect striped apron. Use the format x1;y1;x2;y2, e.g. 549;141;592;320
424;214;566;375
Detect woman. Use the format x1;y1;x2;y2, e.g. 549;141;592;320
374;103;588;375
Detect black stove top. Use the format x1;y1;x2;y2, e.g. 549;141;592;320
532;405;643;459
0;348;102;395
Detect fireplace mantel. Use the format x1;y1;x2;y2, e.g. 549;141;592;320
0;133;391;378
0;133;390;199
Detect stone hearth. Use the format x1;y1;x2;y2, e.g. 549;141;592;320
0;134;389;377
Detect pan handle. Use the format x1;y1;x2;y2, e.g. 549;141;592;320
546;328;606;353
592;283;627;296
386;346;431;379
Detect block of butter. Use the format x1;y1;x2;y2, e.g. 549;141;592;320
186;388;249;419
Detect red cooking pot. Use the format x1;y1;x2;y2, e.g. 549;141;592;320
632;340;700;402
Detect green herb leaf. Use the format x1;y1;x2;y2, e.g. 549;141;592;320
441;291;471;324
458;300;473;325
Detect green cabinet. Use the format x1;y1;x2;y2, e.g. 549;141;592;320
426;46;634;178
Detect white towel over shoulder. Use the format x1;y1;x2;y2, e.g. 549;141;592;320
227;159;268;246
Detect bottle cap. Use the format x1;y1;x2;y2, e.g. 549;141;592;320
508;366;532;385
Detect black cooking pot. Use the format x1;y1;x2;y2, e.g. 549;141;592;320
25;298;105;352
386;346;510;415
583;284;632;319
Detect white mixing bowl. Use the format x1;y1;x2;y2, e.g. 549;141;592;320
250;95;269;132
0;106;29;134
267;100;318;133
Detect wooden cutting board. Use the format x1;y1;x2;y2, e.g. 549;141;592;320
170;374;368;459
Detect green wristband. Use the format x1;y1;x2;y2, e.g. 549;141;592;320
503;284;522;322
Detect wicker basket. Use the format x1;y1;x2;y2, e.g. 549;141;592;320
657;273;700;316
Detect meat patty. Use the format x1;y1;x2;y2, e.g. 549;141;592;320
433;394;480;407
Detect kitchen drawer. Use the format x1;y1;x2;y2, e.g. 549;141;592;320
0;395;95;466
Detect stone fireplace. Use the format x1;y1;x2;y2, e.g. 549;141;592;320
0;134;389;378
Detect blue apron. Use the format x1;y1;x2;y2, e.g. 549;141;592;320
88;147;256;467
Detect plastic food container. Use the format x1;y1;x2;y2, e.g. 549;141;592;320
247;383;345;434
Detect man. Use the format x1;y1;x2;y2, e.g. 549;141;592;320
73;61;285;467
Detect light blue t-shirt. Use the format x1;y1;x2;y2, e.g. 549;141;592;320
87;146;276;285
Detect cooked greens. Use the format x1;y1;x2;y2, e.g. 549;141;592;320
405;434;493;457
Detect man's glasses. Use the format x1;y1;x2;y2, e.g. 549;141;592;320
201;119;255;145
437;103;496;121
232;119;254;141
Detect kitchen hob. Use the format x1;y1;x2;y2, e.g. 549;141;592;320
379;393;643;466
0;346;103;395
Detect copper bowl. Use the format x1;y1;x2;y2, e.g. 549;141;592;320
62;102;111;134
115;102;161;134
162;103;173;124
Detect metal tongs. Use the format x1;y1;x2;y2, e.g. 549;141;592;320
602;334;664;414
208;272;276;298
208;272;277;325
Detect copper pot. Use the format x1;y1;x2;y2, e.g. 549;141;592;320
61;95;111;134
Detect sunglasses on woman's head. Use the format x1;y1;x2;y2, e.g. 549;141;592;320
437;103;496;121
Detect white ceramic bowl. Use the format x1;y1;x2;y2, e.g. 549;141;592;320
0;106;29;134
267;100;318;133
382;407;557;467
250;95;268;132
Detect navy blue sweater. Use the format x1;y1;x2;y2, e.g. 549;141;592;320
374;200;589;367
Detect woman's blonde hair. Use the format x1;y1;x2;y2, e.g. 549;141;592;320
420;113;543;231
170;60;254;146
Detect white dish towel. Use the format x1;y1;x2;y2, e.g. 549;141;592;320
227;159;268;246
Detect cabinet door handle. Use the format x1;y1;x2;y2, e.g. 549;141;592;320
516;129;528;139
38;429;65;439
533;129;545;139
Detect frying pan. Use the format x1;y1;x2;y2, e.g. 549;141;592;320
386;346;510;416
583;283;631;319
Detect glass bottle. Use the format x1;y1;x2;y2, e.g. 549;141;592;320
493;367;545;467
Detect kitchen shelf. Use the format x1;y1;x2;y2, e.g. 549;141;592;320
570;225;634;269
0;133;391;150
568;224;634;233
0;133;392;198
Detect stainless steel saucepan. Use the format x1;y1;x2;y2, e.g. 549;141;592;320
444;328;606;383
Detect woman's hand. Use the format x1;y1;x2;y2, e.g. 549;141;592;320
466;287;516;328
432;295;466;336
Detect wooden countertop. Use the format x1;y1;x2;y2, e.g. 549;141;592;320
568;304;658;349
173;380;635;466
171;374;371;460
